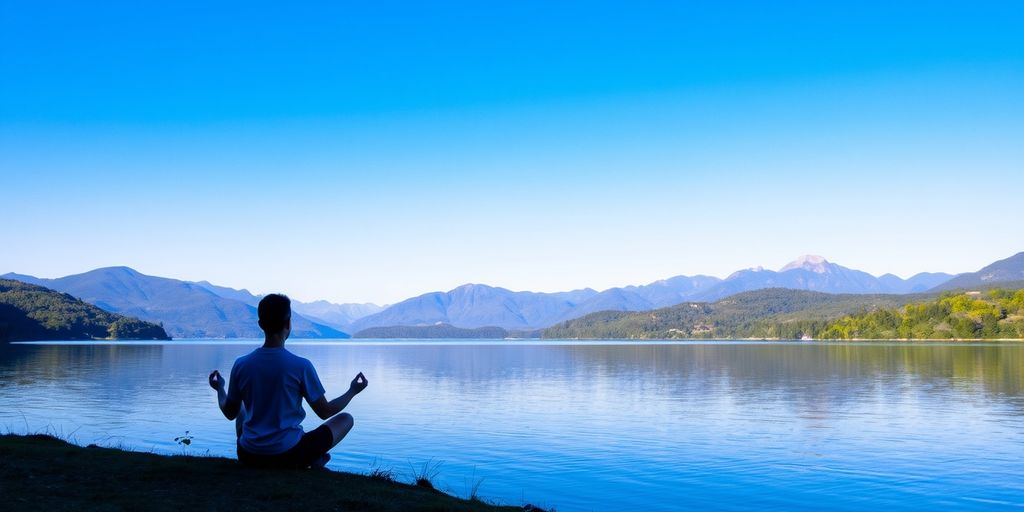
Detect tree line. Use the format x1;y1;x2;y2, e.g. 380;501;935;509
541;287;1024;340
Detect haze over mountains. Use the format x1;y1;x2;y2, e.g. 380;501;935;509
4;252;1022;338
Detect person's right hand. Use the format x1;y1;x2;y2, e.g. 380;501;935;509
350;372;369;394
209;370;225;391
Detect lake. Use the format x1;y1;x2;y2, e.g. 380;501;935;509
1;340;1022;511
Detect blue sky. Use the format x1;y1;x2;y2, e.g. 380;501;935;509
2;1;1022;304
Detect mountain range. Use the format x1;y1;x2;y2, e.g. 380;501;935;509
4;251;1022;338
686;255;954;302
188;280;384;330
932;252;1024;291
348;254;963;332
0;267;350;339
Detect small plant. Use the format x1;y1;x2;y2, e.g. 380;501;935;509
409;459;444;490
173;431;193;450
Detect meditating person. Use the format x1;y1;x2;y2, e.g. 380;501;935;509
208;293;368;468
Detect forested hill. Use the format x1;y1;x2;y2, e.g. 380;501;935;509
820;288;1024;339
542;287;1024;340
543;288;914;339
0;279;170;341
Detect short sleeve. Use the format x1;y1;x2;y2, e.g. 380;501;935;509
226;362;241;403
302;360;326;404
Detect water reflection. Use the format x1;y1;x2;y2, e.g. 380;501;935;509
0;343;162;386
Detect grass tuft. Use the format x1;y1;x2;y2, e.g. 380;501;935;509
367;459;397;483
410;458;444;490
467;467;486;502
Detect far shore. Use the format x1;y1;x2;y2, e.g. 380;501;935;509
6;337;1024;344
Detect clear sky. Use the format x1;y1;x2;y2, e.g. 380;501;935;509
2;1;1022;305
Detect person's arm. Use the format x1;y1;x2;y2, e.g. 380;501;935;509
310;372;368;420
209;370;241;420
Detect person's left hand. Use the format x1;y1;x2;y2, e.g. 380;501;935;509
209;370;225;391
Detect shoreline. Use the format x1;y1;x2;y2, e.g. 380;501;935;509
0;434;537;512
7;337;1024;344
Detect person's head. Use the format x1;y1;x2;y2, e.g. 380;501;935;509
258;293;291;339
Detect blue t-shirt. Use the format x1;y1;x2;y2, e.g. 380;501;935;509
227;347;326;454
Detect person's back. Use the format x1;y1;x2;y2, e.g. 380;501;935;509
229;346;324;454
208;293;368;469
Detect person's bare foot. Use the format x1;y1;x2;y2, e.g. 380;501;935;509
311;452;330;469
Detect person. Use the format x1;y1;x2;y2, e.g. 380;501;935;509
208;293;368;469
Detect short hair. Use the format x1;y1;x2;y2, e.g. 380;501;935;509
258;294;291;333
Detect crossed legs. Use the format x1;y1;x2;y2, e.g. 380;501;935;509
323;412;354;447
234;403;353;469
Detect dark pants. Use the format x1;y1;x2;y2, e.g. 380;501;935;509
236;425;333;469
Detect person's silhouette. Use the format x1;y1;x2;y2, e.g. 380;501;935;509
209;293;367;468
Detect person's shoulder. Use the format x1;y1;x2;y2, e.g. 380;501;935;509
228;350;255;375
293;352;317;370
232;347;266;365
289;353;321;377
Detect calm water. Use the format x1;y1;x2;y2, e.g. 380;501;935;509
1;340;1022;511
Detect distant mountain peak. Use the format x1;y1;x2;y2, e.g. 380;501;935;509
780;255;831;274
93;266;142;275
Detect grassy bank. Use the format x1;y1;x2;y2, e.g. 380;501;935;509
0;434;539;512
